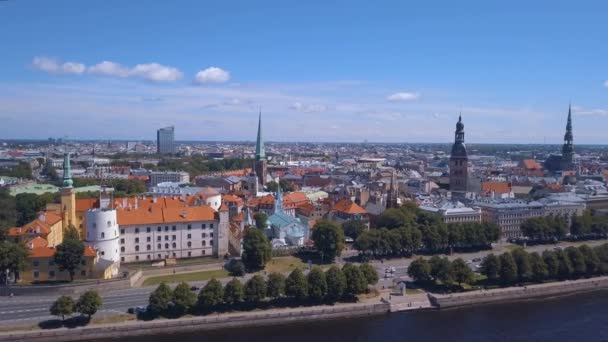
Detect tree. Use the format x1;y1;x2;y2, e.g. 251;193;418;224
0;241;28;283
511;249;533;282
245;274;267;302
480;254;501;282
542;250;559;279
266;272;286;299
198;278;224;310
54;238;85;281
241;228;272;271
342;263;367;296
325;265;347;302
15;193;53;226
342;220;367;240
227;260;246;277
223;278;245;305
76;290;102;319
408;258;432;283
450;258;474;286
0;189;17;240
306;267;328;302
555;250;573;279
148;283;173;317
311;220;345;263
285;268;308;300
50;295;74;321
498;253;518;285
429;256;452;284
578;245;600;276
266;181;279;193
359;263;379;285
172;282;196;316
64;224;80;240
253;212;268;230
529;252;548;283
565;247;586;278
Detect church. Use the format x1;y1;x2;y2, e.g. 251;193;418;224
544;105;575;174
449;114;469;198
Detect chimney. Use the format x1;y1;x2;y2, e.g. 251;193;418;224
39;212;46;223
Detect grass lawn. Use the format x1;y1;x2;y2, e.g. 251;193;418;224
143;269;229;286
263;256;305;273
504;244;522;251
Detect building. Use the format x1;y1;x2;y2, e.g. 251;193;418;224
419;200;482;224
84;190;121;277
157;126;175;154
545;105;575;173
475;200;545;240
149;171;190;186
449;115;468;197
330;199;369;227
60;152;77;230
7;212;64;247
254;111;267;188
22;242;101;282
265;186;309;247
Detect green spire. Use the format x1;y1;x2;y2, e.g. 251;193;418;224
255;109;265;161
62;152;73;188
564;103;573;142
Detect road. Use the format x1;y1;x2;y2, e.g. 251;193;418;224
1;239;606;326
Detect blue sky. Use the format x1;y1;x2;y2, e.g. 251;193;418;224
0;0;606;143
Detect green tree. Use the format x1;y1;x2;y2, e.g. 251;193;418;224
0;189;17;239
241;228;272;271
595;243;608;274
253;212;268;229
172;282;196;316
511;249;533;282
342;263;367;296
529;252;549;283
480;254;501;282
15;193;53;226
342;219;367;240
450;258;474;286
408;257;432;283
377;208;410;229
266;272;286;299
307;266;328;302
0;241;29;283
266;181;279;193
359;263;379;285
578;245;600;276
64;224;80;240
325;265;347;302
223;278;245;305
54;238;85;281
148;283;173;317
311;220;345;262
76;290;102;319
429;256;452;284
198;278;224;310
555;250;573;279
245;274;267;303
542;250;559;279
285;268;308;300
499;253;518;285
227;260;246;276
50;295;75;321
565;246;586;278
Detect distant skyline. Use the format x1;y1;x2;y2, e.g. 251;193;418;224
0;1;607;144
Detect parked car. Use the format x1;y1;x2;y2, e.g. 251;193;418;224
190;286;200;291
472;257;482;263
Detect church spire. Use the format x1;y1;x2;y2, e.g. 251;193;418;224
62;152;73;188
255;109;265;161
564;103;573;143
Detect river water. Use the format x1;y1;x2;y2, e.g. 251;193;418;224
116;290;608;342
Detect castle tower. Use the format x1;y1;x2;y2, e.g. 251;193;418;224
255;110;267;188
561;104;574;171
85;190;120;276
60;152;77;233
449;114;469;197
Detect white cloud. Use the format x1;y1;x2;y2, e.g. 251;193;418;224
288;102;328;112
386;92;420;102
195;67;230;84
572;105;608;116
88;61;130;77
32;56;85;75
130;63;183;82
604;80;608;88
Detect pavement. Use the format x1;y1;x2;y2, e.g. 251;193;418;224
1;239;605;326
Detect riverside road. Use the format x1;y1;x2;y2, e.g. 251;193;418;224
1;240;606;326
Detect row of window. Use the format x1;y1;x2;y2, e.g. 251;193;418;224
33;259;86;267
120;250;206;262
33;270;87;278
120;240;213;252
120;223;215;235
120;233;214;244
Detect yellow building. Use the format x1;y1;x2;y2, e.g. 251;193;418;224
8;212;64;247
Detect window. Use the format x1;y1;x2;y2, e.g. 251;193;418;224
210;233;214;238
101;232;105;239
157;243;161;249
202;240;206;246
202;223;206;229
157;254;161;259
101;251;105;256
165;236;169;241
135;245;140;251
121;247;125;252
135;237;140;243
172;235;176;241
33;271;39;278
48;260;54;266
147;255;151;260
147;244;151;251
188;251;191;257
157;236;161;241
135;228;140;234
202;250;206;255
157;226;161;232
33;260;39;267
187;234;191;239
202;233;207;238
210;241;214;246
146;227;151;233
120;229;125;234
165;226;169;232
93;223;97;228
121;257;125;262
165;243;169;249
107;220;111;227
135;256;139;261
187;241;192;247
187;224;191;230
172;242;176;248
81;270;86;276
172;226;176;231
210;223;214;229
147;236;151;242
49;270;55;277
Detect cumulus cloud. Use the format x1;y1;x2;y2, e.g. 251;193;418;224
32;56;85;75
288;102;328;112
130;63;183;82
604;80;608;88
88;61;130;77
195;67;231;84
386;92;420;102
572;105;608;116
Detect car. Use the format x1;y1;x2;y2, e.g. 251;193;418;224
472;258;482;263
190;286;200;291
553;246;564;251
135;306;147;314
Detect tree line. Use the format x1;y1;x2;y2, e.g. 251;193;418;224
520;211;608;243
147;264;378;318
353;206;500;258
407;256;475;288
49;290;102;324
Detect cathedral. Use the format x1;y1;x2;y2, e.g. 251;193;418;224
449;114;469;197
544;105;575;173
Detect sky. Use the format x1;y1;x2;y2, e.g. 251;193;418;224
0;0;607;144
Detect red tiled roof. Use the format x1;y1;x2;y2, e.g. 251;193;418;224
332;199;367;215
522;159;542;170
117;206;216;226
481;181;512;194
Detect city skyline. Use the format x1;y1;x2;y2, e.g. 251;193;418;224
1;1;607;143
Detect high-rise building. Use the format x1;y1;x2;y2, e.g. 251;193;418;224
449;114;468;197
255;111;267;187
157;126;175;154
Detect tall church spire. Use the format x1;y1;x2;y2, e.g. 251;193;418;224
561;104;574;170
256;109;265;161
62;152;73;188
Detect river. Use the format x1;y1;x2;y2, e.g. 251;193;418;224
116;290;608;342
